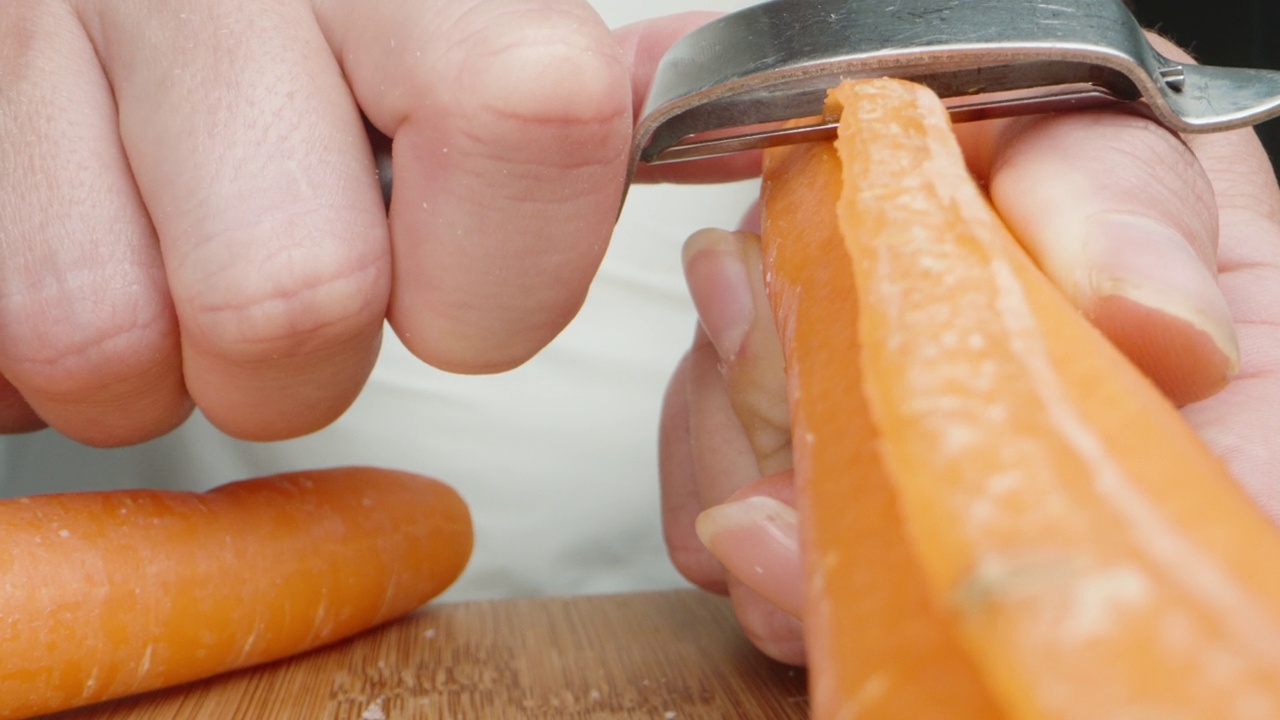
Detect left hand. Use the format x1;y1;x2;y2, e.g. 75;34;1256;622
658;92;1280;664
0;5;739;447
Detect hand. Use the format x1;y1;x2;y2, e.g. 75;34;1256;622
659;41;1280;665
0;2;719;447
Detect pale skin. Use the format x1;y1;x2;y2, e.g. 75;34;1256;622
4;2;1276;667
0;1;712;445
663;36;1280;665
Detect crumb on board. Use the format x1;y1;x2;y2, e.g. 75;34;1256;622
361;698;386;720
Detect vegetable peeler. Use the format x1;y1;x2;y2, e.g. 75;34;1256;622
629;0;1280;181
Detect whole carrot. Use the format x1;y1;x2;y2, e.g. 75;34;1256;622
0;466;472;719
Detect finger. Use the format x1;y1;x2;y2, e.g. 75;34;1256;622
972;33;1239;407
687;324;762;511
683;229;791;480
664;227;791;593
614;13;763;184
81;1;391;440
695;476;803;618
680;227;807;662
708;469;807;667
659;351;728;594
317;0;631;373
0;4;189;446
727;576;807;666
980;110;1234;406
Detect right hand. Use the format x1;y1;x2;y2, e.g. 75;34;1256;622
0;4;728;448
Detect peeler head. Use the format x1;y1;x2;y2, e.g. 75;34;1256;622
629;0;1280;181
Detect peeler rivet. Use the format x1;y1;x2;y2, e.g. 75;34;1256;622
1159;66;1187;93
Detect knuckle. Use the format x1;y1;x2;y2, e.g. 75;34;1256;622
1010;111;1218;241
432;3;631;172
453;3;628;122
0;277;174;398
1108;118;1204;193
1100;117;1219;243
466;36;627;129
182;221;388;362
185;253;384;363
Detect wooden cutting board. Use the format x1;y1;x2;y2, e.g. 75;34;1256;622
52;590;809;719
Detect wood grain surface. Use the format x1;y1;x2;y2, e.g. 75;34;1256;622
51;590;809;719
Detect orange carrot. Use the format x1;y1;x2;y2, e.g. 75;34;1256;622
761;127;1000;719
762;78;1280;719
0;466;472;719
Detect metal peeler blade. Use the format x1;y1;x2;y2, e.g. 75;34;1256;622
629;0;1280;181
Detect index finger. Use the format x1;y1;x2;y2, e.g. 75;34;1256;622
321;0;632;373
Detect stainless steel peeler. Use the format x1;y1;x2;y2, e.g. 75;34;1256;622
629;0;1280;181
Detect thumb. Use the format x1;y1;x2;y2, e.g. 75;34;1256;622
980;110;1236;407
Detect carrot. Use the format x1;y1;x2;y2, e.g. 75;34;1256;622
760;124;1000;719
761;78;1280;719
0;466;472;719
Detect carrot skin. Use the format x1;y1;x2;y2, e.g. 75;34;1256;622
0;466;472;719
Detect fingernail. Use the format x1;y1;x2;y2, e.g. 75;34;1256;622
695;496;804;617
1086;213;1239;385
683;230;755;363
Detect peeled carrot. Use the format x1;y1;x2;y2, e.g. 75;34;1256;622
762;78;1280;719
760;127;1000;718
0;466;472;719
